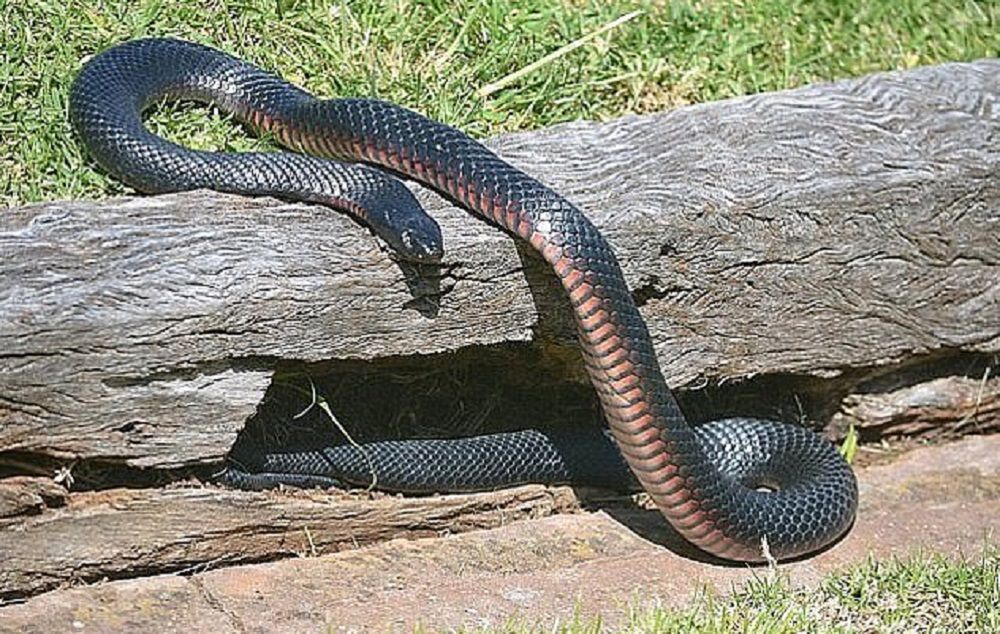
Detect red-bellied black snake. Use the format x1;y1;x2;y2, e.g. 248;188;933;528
70;38;857;561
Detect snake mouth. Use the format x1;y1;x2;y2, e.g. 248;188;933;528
397;228;444;263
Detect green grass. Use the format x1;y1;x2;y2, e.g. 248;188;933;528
466;546;1000;633
2;0;997;207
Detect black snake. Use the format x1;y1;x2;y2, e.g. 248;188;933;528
70;38;857;561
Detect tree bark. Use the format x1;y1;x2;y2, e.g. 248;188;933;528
0;484;578;601
3;60;998;469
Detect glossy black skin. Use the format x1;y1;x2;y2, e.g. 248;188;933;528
220;418;857;558
71;38;857;561
70;38;442;262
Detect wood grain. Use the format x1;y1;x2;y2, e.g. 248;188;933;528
0;484;578;600
835;375;1000;439
1;60;998;471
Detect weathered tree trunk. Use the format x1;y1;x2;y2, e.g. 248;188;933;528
1;60;998;600
3;59;997;469
0;483;578;601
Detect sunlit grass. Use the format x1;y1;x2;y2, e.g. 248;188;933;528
452;546;1000;633
2;0;997;206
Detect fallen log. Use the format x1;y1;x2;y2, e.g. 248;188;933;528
834;374;1000;440
2;435;998;619
3;59;997;472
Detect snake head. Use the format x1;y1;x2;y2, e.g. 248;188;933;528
394;221;445;263
363;181;444;264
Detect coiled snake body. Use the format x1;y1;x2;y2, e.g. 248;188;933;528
71;38;857;561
